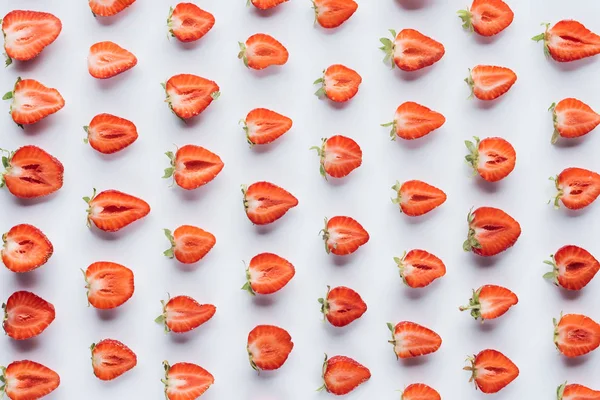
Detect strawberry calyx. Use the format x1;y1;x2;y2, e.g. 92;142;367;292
2;77;23;128
386;322;399;359
166;7;175;38
553;312;563;350
459;288;484;320
81;268;92;306
462;355;478;388
316;353;329;392
317;286;332;320
464;136;481;175
556;381;567;400
247;343;259;373
163;229;176;259
531;23;551;57
237;42;249;68
161;360;172;396
163;150;177;183
393;252;409;285
241;261;256;296
319;217;332;254
548;102;560;144
313;71;327;98
160;81;187;123
457;8;474;32
82;125;91;144
379;29;397;68
239;118;255;147
241;184;250;212
0;148;15;188
310;138;327;179
155;295;172;334
549;175;563;209
380;119;397;140
390;181;404;210
464;69;475;99
0;365;6;395
462;208;482;252
82;188;98;228
543;254;560;285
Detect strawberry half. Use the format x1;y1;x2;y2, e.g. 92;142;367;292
250;0;288;10
465;65;517;100
247;325;294;371
155;295;216;334
557;382;600;400
464;349;519;393
3;78;65;126
1;10;62;66
554;313;600;358
311;135;362;179
465;136;516;182
380;29;445;71
318;354;370;395
387;321;442;359
314;64;362;102
163;225;216;264
89;0;136;17
163;74;220;121
163;361;215;400
242;181;298;225
551;167;600;210
168;3;215;43
238;33;288;70
84;113;138;154
1;360;60;400
321;216;369;256
3;291;55;340
83;261;134;309
88;41;137;79
394;249;446;288
457;0;514;37
242;252;295;295
84;188;150;232
91;339;137;381
544;245;600;291
532;20;600;62
163;145;224;190
549;99;600;144
1;145;64;198
319;286;367;327
463;207;521;257
2;224;53;273
242;108;293;146
401;383;441;400
459;285;518;321
381;102;446;141
313;0;358;29
392;180;447;217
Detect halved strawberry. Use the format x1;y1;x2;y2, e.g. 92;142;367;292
313;0;358;29
163;145;224;190
381;102;446;141
554;313;600;358
242;181;298;225
3;291;55;340
551;167;600;210
321;216;369;256
3;78;65;126
84;188;150;232
250;0;288;10
459;285;518;321
401;383;441;400
1;145;64;198
465;136;516;182
88;41;137;79
549;99;600;144
247;325;294;371
242;252;295;295
394;249;446;288
311;135;362;179
463;207;521;257
1;10;62;66
241;108;293;146
464;349;519;393
155;295;216;334
319;355;370;395
84;113;138;154
392;180;447;217
89;0;136;17
558;382;600;400
387;321;442;359
457;0;514;37
238;33;288;70
380;29;445;71
544;245;600;291
168;3;214;43
319;286;367;327
1;360;60;400
532;20;600;62
91;339;137;381
83;261;134;309
2;224;53;273
314;64;362;102
465;65;517;100
163;74;220;121
163;361;214;400
163;225;216;264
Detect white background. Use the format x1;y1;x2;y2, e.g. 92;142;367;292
1;0;600;399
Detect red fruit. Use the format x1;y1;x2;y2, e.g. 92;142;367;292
533;20;600;62
3;291;55;340
163;145;224;190
465;65;517;100
457;0;514;37
163;361;215;400
242;108;293;146
1;10;62;66
380;29;445;71
1;145;64;198
164;74;220;120
168;3;214;43
544;245;600;291
401;383;441;400
550;99;600;144
319;355;370;395
311;135;362;179
558;382;600;400
84;261;134;309
394;249;446;288
313;0;358;29
554;313;600;358
238;33;288;70
155;295;216;334
388;321;442;359
1;224;53;273
84;188;150;232
321;216;369;256
163;225;216;264
314;64;362;103
242;252;295;295
551;167;600;210
91;339;137;381
382;102;446;141
392;180;447;217
464;349;519;393
88;41;137;79
89;0;136;17
247;325;294;371
465;136;516;182
1;360;60;400
463;207;521;256
250;0;288;10
459;285;518;321
3;78;65;126
319;286;367;327
242;181;298;225
84;113;138;154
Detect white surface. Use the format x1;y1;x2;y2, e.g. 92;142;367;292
1;0;600;399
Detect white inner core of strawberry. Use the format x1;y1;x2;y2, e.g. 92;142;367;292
7;165;22;177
